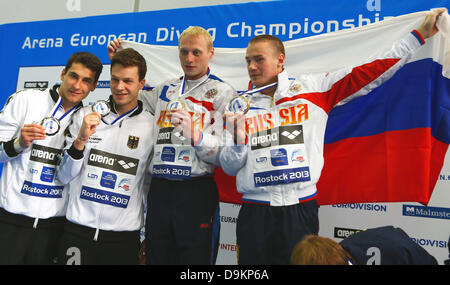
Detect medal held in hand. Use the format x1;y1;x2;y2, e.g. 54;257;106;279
92;100;111;117
166;99;186;112
228;96;250;114
40;117;60;136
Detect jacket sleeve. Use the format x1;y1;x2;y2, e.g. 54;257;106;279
138;87;159;115
317;30;425;113
56;109;85;184
0;91;27;162
219;129;248;176
194;83;237;166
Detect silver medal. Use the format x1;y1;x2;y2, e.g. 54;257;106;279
92;100;111;117
41;117;60;136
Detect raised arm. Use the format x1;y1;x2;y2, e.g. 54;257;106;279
57;111;101;184
416;8;446;39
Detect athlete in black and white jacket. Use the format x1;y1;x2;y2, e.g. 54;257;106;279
0;52;103;264
57;48;154;265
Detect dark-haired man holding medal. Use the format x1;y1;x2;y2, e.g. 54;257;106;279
57;48;154;265
0;52;103;264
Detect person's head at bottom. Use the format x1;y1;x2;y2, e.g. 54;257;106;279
290;235;354;265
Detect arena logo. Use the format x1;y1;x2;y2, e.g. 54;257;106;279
334;227;362;239
24;81;48;89
89;153;115;166
402;205;450;220
29;144;61;165
331;203;387;212
250;125;304;150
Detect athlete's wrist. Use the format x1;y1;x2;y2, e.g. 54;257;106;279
13;137;26;153
73;136;87;151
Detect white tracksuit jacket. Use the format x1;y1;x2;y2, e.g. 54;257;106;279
57;99;154;232
0;85;80;222
220;31;424;206
139;71;235;180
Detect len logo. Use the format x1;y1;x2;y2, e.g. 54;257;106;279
127;135;140;149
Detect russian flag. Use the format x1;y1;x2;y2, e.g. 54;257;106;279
315;14;449;206
317;55;449;206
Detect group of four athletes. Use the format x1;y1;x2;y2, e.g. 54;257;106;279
0;9;445;265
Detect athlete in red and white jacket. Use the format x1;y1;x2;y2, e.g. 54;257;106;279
220;30;425;206
219;9;445;265
140;71;235;180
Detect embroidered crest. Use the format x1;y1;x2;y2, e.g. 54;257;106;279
127;135;140;149
289;84;302;93
205;88;218;99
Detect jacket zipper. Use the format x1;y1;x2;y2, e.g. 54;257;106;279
93;121;124;241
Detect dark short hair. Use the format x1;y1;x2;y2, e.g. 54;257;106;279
64;52;103;83
249;35;285;56
111;48;147;81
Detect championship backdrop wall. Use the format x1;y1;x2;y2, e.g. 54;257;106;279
0;0;449;264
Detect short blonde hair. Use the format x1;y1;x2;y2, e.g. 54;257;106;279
178;26;213;49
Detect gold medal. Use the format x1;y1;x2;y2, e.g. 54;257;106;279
166;99;186;111
228;96;250;114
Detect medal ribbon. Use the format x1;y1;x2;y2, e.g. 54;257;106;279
178;69;211;97
101;104;138;126
238;81;278;96
50;97;79;122
237;81;278;109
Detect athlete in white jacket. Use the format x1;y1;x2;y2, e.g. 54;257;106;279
0;52;102;264
220;9;446;265
145;28;235;265
57;48;153;265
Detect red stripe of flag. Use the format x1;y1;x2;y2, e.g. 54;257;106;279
317;128;448;206
276;58;401;114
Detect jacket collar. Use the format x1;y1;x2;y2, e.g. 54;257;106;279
107;95;143;117
274;69;292;97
